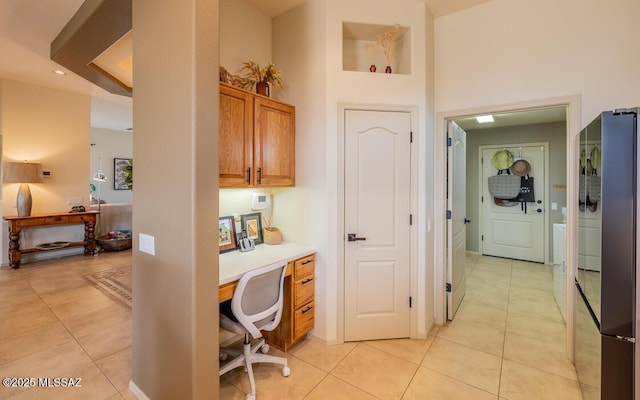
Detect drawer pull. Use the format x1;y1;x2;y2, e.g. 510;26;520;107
301;259;313;265
301;277;313;284
301;306;313;314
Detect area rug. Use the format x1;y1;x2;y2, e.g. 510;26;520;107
84;266;132;311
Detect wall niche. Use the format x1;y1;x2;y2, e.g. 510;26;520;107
342;22;411;75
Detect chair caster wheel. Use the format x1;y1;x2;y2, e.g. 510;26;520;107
260;344;269;353
282;365;291;377
219;352;228;361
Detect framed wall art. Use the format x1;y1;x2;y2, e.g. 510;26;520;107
218;215;237;253
114;158;133;190
241;212;263;245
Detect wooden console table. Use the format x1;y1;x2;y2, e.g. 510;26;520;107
3;211;99;269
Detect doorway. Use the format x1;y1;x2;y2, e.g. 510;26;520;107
437;97;579;365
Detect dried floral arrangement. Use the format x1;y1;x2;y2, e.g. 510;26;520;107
223;61;284;91
365;24;404;67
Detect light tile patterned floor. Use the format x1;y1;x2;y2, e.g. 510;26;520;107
0;252;583;399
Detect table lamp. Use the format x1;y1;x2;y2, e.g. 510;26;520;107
4;162;44;217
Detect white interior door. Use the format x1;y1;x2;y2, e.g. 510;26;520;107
344;109;411;341
447;121;467;320
481;145;546;263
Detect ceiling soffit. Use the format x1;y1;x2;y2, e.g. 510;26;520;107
50;0;132;97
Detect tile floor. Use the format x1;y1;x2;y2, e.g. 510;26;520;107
0;251;583;399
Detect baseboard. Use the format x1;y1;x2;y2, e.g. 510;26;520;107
129;380;150;400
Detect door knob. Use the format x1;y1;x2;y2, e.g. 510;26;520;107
537;200;542;204
536;209;543;213
347;233;366;242
464;218;471;224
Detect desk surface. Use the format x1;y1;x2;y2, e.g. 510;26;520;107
219;242;315;285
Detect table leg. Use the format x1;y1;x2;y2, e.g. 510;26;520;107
84;219;97;255
8;228;21;269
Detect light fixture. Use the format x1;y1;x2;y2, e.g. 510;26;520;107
475;115;494;124
93;158;107;235
52;69;67;75
4;162;44;217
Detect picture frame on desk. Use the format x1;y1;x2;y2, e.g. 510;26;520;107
218;215;237;253
241;212;263;245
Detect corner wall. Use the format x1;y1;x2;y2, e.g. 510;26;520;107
131;0;218;398
273;0;433;343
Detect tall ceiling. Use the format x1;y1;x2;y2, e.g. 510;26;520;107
0;0;493;132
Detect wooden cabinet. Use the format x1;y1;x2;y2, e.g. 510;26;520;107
219;83;295;188
264;253;315;351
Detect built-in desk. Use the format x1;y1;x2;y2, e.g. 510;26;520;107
220;242;316;351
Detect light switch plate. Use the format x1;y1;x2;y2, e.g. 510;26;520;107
551;202;558;210
139;233;155;256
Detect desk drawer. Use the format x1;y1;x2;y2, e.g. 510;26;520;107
295;274;314;308
295;255;314;279
294;301;314;339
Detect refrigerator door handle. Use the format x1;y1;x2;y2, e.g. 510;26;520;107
614;335;636;344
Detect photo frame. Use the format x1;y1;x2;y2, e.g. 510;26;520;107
218;215;237;253
240;212;263;245
114;158;133;190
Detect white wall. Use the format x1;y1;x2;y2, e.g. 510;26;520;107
274;0;433;343
219;0;272;76
434;0;640;124
90;127;133;204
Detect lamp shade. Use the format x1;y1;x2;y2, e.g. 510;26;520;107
4;162;44;183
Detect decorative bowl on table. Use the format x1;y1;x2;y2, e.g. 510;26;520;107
97;230;132;252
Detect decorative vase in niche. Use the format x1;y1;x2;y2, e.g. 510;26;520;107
385;66;392;74
256;81;270;97
369;64;377;72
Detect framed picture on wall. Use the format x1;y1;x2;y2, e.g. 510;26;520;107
219;216;237;253
114;158;133;190
241;213;263;245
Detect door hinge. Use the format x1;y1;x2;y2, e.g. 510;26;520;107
481;235;484;241
481;196;484;203
446;283;452;293
481;157;483;164
447;137;452;147
409;214;413;225
446;210;452;220
409;296;412;308
410;131;413;143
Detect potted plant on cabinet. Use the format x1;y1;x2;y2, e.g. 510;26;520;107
234;61;284;97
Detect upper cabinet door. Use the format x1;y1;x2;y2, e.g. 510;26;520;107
254;97;295;186
219;84;253;187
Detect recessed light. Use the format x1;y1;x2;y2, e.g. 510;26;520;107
52;70;67;76
475;115;494;123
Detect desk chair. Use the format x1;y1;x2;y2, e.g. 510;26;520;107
219;260;290;400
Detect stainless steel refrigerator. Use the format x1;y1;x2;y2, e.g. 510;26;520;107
575;108;639;399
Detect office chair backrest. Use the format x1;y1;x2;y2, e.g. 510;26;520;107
231;260;287;339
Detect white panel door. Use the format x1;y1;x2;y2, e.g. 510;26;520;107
481;145;546;263
344;109;411;341
447;121;467;320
